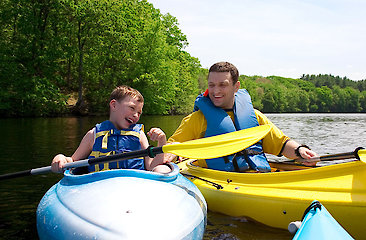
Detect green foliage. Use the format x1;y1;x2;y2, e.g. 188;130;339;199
241;75;366;113
301;74;366;91
360;91;366;112
0;0;68;117
0;0;201;116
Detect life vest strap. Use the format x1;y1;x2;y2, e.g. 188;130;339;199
89;150;115;158
95;130;141;149
89;150;143;172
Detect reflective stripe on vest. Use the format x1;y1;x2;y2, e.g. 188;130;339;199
194;89;271;172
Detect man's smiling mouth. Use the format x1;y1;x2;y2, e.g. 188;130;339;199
213;95;223;99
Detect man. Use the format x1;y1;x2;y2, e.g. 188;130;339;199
167;62;317;172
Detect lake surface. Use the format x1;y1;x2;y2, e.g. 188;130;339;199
0;113;365;239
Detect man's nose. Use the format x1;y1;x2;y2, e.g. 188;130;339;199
212;87;220;95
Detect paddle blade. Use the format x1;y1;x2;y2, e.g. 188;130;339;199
162;124;272;159
359;149;366;163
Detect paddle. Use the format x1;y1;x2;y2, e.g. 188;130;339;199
360;149;366;162
0;124;272;180
276;147;365;164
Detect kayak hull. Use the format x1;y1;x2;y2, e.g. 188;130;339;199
178;160;366;239
37;163;206;240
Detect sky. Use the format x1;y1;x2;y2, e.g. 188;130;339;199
148;0;366;80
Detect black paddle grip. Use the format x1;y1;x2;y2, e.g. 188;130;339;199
0;170;32;180
87;147;164;165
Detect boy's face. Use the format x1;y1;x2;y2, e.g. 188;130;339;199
207;71;240;109
110;96;143;130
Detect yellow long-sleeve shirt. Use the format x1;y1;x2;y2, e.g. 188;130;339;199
168;109;289;156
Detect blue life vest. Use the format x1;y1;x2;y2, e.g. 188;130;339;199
88;120;144;172
194;89;271;172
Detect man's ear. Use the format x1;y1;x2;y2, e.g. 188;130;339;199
234;81;240;92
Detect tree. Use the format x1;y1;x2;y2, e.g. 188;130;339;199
0;0;67;116
360;91;366;112
314;86;333;112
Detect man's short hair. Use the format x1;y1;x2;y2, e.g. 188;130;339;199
110;85;144;103
209;62;239;84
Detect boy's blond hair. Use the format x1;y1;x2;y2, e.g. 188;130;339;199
110;85;144;103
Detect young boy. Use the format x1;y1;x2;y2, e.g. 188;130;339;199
51;85;170;173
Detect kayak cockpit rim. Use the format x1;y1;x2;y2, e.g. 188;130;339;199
184;159;313;173
63;162;180;185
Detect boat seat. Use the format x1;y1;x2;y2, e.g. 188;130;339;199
71;166;90;175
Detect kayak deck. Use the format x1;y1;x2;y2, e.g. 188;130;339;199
37;163;207;240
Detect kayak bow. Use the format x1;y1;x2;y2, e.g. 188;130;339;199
37;163;207;240
291;200;353;240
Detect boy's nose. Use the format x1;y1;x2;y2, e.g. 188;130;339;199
132;112;139;118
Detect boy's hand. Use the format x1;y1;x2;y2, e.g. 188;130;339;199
147;128;167;146
51;154;73;173
164;142;181;163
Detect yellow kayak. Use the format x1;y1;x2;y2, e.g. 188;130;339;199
178;159;366;239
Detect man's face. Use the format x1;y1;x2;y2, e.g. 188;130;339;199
207;71;240;109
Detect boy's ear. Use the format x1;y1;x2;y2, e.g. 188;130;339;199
109;99;117;110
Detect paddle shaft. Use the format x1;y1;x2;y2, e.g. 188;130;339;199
293;147;363;163
0;147;163;181
0;124;273;181
295;151;356;163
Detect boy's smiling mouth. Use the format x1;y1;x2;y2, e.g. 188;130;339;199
126;118;134;124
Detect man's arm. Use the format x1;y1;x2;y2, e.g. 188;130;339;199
167;111;206;143
254;110;290;156
281;140;317;159
254;110;318;164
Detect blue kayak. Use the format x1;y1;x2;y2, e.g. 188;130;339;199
292;201;353;240
37;163;207;239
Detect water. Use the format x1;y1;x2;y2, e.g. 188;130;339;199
0;113;365;239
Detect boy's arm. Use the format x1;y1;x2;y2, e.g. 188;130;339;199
140;131;153;170
141;128;167;171
71;128;95;161
51;128;94;173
